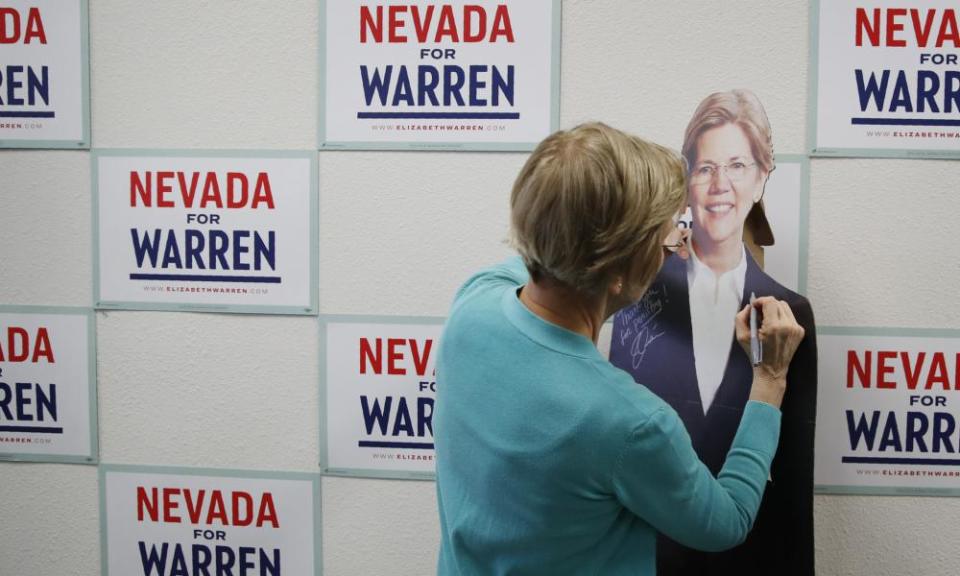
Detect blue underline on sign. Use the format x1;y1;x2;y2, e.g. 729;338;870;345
851;117;960;127
130;273;282;283
0;425;63;434
358;440;435;450
842;456;960;466
357;112;520;119
0;111;56;118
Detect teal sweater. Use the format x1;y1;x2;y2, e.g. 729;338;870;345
434;258;781;575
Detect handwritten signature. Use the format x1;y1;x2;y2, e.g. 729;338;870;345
618;285;668;369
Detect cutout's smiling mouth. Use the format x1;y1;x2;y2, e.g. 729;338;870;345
705;203;734;214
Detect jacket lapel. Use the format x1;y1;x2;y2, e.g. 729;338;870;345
655;255;708;429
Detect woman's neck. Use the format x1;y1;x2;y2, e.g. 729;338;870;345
519;278;606;344
691;234;743;275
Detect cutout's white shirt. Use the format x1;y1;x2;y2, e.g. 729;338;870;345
686;244;747;414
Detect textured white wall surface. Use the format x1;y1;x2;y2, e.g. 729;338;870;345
1;1;959;575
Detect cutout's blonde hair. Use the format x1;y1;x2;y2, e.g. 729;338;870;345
682;89;774;174
510;122;686;293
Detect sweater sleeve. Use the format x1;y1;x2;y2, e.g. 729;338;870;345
612;400;781;552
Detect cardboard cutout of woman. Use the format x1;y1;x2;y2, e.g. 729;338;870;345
610;90;817;575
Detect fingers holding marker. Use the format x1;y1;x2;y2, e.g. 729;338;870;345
737;296;805;370
755;296;782;324
771;300;804;341
735;303;752;348
753;297;805;377
781;300;802;329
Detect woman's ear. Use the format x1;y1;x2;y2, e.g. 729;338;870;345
611;276;624;296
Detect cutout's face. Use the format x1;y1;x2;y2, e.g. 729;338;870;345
687;123;767;250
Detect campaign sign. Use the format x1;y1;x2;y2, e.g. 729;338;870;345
0;306;96;463
321;316;442;479
0;0;89;148
320;0;561;150
677;155;809;294
94;151;318;315
812;0;960;158
100;465;320;576
815;328;960;495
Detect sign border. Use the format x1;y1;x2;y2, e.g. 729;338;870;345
814;324;960;496
807;0;960;160
0;305;98;464
0;0;91;150
770;153;811;296
98;463;323;576
319;313;444;481
91;149;319;316
317;0;563;151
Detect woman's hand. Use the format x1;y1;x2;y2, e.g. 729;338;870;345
734;296;806;408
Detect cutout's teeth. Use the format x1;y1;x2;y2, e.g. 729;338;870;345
706;204;733;214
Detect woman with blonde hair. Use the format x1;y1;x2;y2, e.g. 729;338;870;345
435;121;806;575
611;91;818;575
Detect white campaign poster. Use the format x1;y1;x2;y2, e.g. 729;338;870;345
0;308;95;462
813;0;960;157
102;466;319;576
758;157;804;292
679;156;805;293
322;0;559;149
816;329;960;494
95;152;316;315
323;318;441;477
0;0;88;146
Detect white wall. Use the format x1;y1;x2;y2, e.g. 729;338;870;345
1;1;958;574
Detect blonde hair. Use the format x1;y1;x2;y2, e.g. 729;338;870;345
510;122;686;293
681;89;774;174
